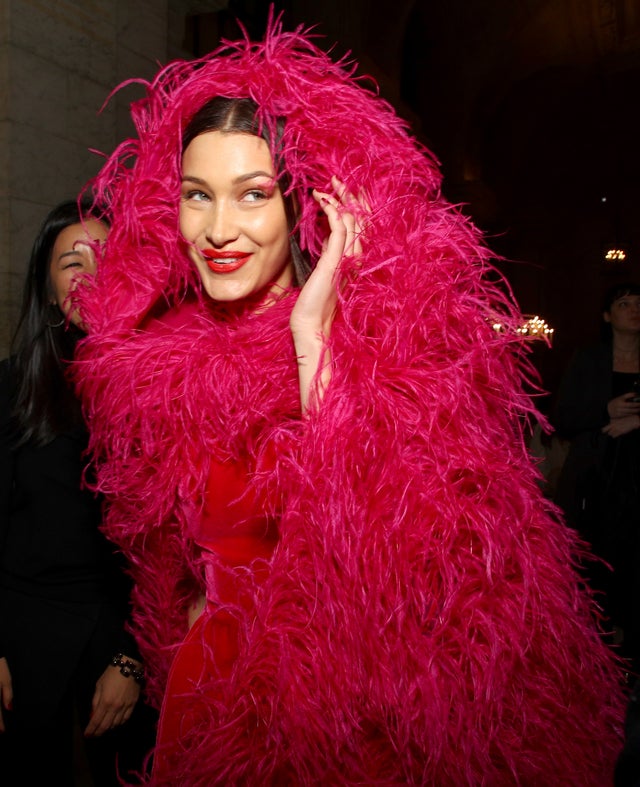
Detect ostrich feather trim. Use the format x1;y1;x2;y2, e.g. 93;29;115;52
75;15;625;787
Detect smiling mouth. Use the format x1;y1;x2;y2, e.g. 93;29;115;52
201;250;251;274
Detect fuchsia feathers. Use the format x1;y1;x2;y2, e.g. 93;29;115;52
76;18;625;786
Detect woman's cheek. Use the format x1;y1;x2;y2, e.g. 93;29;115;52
179;205;202;243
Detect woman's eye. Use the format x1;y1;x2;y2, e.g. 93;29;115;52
243;189;268;203
184;189;209;202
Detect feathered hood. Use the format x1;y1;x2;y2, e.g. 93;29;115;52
74;16;625;786
81;15;518;342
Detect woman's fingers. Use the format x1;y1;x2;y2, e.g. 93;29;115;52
312;190;348;275
608;393;640;418
309;173;371;289
329;176;367;257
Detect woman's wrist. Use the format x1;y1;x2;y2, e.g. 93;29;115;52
291;323;326;352
291;328;331;411
111;653;145;684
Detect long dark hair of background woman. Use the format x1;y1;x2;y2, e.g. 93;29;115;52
0;200;156;786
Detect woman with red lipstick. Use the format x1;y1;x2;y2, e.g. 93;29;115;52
76;18;625;786
178;103;360;412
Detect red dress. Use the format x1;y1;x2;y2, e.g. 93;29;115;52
153;452;278;780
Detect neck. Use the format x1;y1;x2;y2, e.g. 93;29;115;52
613;334;640;355
612;333;640;372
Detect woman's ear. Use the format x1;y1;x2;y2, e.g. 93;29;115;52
603;311;611;323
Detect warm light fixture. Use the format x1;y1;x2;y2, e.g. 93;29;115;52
491;315;554;343
605;248;627;262
516;315;554;342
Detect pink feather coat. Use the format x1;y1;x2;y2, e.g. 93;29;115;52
75;19;625;786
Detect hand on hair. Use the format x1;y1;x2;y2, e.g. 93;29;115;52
290;176;367;412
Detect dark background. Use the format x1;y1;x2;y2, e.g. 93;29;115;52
180;0;640;411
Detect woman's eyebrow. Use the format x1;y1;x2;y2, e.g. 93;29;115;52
56;249;83;262
181;171;273;185
232;170;273;184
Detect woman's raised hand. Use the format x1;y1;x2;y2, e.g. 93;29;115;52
290;176;366;412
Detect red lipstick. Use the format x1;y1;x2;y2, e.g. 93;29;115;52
201;249;251;274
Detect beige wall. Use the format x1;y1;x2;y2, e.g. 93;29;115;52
0;0;223;355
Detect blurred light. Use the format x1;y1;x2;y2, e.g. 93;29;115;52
605;248;627;261
516;315;554;343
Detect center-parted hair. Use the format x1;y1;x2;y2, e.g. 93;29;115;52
182;96;310;285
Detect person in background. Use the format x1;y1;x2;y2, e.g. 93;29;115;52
0;200;155;785
555;282;640;673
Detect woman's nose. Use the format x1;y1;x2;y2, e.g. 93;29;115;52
77;243;98;274
206;203;239;247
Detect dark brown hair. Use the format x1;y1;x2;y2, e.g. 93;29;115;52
182;97;310;285
10;200;103;445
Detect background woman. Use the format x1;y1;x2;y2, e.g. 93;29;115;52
555;282;640;673
0;201;154;785
76;20;625;786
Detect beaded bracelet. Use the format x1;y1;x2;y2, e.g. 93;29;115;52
111;653;145;684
